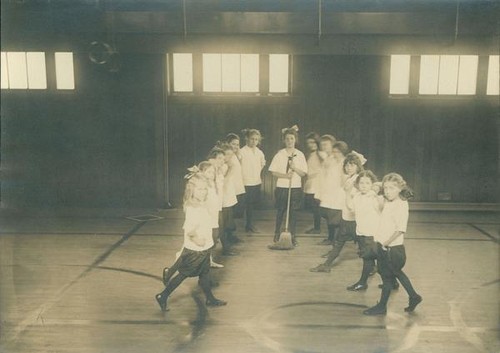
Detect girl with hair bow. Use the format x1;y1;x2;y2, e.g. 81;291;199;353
184;165;200;180
156;173;227;312
268;125;308;246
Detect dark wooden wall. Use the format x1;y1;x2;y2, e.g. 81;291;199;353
1;54;165;208
167;55;499;205
1;54;498;209
1;2;498;209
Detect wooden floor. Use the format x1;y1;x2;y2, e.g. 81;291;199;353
0;210;499;353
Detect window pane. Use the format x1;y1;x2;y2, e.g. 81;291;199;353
389;55;410;94
241;54;259;92
269;54;289;93
55;52;75;90
203;54;221;92
1;52;8;89
438;55;459;94
172;53;193;92
221;54;240;92
419;55;439;94
26;52;47;89
7;52;28;89
457;55;477;95
486;55;499;95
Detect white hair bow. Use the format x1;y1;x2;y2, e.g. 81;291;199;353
184;165;200;180
351;150;367;165
281;125;299;134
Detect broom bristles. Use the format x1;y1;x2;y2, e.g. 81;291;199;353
268;231;294;250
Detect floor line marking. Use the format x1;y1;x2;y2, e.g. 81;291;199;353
467;223;499;243
2;221;146;346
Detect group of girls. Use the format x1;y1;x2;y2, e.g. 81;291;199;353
155;125;422;316
265;126;421;315
155;129;266;312
303;132;422;315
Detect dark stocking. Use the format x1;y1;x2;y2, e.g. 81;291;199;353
324;240;346;266
198;272;216;302
160;273;187;300
358;258;375;285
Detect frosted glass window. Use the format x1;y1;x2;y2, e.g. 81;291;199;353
456;55;478;95
419;55;440;94
203;54;222;92
7;52;28;89
389;55;410;94
55;52;75;90
486;55;499;95
1;52;8;89
240;54;259;92
269;54;289;93
26;52;47;89
419;55;478;96
172;53;193;92
438;55;459;94
203;53;260;93
221;54;240;92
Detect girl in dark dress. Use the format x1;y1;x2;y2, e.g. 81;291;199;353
156;174;226;311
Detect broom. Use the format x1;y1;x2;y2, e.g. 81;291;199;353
268;172;295;250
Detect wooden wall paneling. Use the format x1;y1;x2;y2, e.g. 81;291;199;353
1;54;163;208
2;53;498;208
166;100;300;206
154;54;169;208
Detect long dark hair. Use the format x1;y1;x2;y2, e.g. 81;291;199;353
355;170;378;187
305;132;320;149
343;153;365;174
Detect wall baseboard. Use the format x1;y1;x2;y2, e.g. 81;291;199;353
409;202;500;212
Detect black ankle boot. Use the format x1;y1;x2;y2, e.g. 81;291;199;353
155;294;168;312
363;304;387;316
346;282;368;291
309;264;330;273
404;295;423;312
206;298;227;307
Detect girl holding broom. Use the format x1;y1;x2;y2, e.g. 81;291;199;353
268;125;308;247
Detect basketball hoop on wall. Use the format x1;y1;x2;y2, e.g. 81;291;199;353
88;41;121;73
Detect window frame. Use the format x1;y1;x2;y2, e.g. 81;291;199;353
389;54;411;95
171;53;194;93
268;54;291;95
54;52;75;90
486;55;499;96
201;53;261;95
388;54;495;100
167;52;292;97
1;51;76;93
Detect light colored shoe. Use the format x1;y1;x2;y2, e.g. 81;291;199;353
210;260;224;268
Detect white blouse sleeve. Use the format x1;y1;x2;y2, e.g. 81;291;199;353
394;201;409;233
298;152;308;174
268;152;283;174
183;207;201;234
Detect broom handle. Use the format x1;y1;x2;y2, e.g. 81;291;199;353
284;173;292;232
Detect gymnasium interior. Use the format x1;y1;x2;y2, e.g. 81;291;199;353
0;1;499;352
